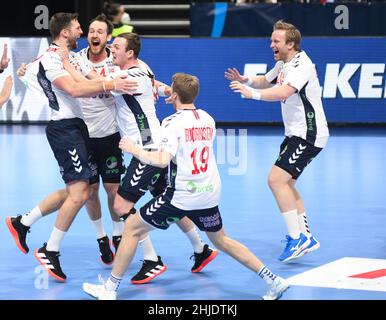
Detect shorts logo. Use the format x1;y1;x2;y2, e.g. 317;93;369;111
289;144;307;164
69;148;82;173
130;163;146;186
146;197;166;215
199;212;221;229
106;156;118;169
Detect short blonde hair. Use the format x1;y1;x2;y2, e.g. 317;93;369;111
172;73;199;104
273;20;301;51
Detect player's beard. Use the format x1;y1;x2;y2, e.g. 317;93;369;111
68;33;78;50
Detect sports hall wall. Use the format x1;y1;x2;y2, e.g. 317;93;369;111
0;37;384;124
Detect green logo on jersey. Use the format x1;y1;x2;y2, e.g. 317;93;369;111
186;181;213;193
307;112;315;131
105;156;119;174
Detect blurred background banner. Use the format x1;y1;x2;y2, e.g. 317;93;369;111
1;36;385;124
191;2;386;37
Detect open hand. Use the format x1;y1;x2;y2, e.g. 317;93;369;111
229;81;252;99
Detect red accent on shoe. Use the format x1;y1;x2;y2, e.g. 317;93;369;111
192;250;218;273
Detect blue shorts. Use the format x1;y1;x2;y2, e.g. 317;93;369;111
275;136;323;179
45;118;93;184
117;156;168;203
139;193;223;232
89;132;125;185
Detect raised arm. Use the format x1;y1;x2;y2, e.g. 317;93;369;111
225;67;272;89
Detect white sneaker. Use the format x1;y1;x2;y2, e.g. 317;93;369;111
83;282;117;300
262;276;289;300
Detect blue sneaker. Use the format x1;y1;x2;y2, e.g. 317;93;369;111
278;233;310;262
302;236;320;255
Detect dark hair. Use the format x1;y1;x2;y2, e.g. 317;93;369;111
117;33;141;58
103;1;121;21
89;14;114;35
172;73;199;104
49;12;79;40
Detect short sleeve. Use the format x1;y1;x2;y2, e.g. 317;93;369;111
265;61;283;83
160;118;178;157
109;69;146;96
42;53;69;82
283;61;313;92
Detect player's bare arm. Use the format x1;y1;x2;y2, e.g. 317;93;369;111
225;67;272;89
0;75;13;107
119;137;172;168
230;81;296;101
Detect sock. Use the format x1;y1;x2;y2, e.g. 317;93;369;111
90;218;106;239
112;220;124;237
105;273;122;292
21;205;42;227
46;227;66;252
258;266;277;285
281;209;301;239
298;212;312;237
139;235;158;262
185;227;204;254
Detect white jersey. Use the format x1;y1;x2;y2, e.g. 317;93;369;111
21;43;83;121
72;47;119;138
111;62;160;150
265;51;329;148
160;109;221;211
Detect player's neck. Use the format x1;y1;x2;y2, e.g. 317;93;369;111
88;48;108;64
121;58;139;70
53;38;69;50
285;50;300;63
176;103;195;111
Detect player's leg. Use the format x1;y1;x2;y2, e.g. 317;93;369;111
94;132;125;252
206;228;289;300
114;158;165;284
83;211;154;300
6;189;68;254
176;217;218;273
86;181;114;265
103;182;124;251
268;137;311;262
35;118;93;281
35;179;90;282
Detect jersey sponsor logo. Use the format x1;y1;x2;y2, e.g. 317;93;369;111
186;181;214;193
106;156;119;174
198;212;221;229
244;63;386;99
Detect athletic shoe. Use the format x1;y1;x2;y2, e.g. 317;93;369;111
262;276;290;300
190;244;218;273
97;236;114;265
302;236;320;255
131;256;167;284
34;243;67;282
112;235;121;253
83;277;117;300
6;215;30;254
278;233;310;262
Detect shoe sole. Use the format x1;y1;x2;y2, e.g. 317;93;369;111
131;265;168;285
280;238;311;262
5;217;28;254
191;250;219;273
34;249;66;282
302;241;320;255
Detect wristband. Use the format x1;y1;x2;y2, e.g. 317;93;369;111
251;90;261;100
157;85;166;97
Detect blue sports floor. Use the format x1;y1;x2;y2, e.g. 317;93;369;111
1;125;386;300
